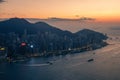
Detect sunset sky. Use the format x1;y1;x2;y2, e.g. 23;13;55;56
0;0;120;22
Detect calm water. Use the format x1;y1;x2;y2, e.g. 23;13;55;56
0;43;120;80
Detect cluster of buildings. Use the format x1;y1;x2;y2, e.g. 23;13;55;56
0;28;107;61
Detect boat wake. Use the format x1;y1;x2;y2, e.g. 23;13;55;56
25;63;50;67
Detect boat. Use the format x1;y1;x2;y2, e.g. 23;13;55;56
87;58;94;62
46;61;53;65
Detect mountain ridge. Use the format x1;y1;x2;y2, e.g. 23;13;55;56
0;18;106;37
0;18;108;57
0;18;73;36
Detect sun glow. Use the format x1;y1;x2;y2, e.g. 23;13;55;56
0;0;120;22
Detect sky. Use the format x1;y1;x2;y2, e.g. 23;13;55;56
0;0;120;22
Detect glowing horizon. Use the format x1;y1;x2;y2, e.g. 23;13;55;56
0;0;120;22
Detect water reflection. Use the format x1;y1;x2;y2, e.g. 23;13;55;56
0;45;120;80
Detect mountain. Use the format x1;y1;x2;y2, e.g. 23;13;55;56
34;22;73;37
0;18;73;36
75;29;107;40
0;18;108;57
0;18;107;39
0;18;34;34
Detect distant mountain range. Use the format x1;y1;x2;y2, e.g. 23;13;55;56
0;18;108;57
0;18;106;38
0;18;73;36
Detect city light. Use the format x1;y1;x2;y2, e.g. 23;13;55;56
30;45;34;48
0;47;5;51
21;42;26;46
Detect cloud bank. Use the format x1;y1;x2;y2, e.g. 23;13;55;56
47;17;96;21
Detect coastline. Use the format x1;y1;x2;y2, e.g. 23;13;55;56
1;41;108;63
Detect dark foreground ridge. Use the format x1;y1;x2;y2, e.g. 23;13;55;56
0;18;108;62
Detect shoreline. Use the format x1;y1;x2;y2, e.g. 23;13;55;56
0;42;108;63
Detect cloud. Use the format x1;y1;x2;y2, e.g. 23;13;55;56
0;0;5;3
79;17;96;21
47;17;96;21
48;17;73;21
